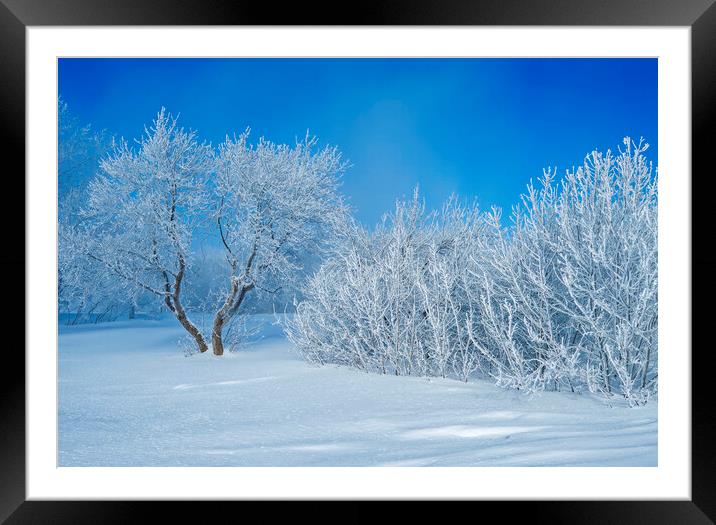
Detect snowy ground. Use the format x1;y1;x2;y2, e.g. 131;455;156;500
58;315;657;466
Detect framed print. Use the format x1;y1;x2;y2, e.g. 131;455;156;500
4;0;715;523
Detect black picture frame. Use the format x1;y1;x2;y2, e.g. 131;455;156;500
3;1;714;523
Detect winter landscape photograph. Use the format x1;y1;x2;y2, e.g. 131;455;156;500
58;57;658;467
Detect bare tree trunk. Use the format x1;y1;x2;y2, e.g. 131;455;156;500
171;256;209;353
212;316;226;356
641;344;651;389
211;281;254;356
212;226;259;355
211;277;239;356
175;305;209;353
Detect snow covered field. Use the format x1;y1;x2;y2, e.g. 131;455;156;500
58;315;657;467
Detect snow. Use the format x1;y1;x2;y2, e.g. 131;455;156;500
59;315;657;466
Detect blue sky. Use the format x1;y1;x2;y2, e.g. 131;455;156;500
59;58;657;226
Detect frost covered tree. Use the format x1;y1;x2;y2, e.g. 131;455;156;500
58;97;121;323
210;131;347;355
58;96;114;199
67;107;348;355
71;108;214;352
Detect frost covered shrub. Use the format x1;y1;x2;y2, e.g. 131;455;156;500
555;138;658;404
468;139;658;405
289;139;658;405
287;191;484;379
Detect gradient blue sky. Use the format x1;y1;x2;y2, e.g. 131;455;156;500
59;58;657;226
